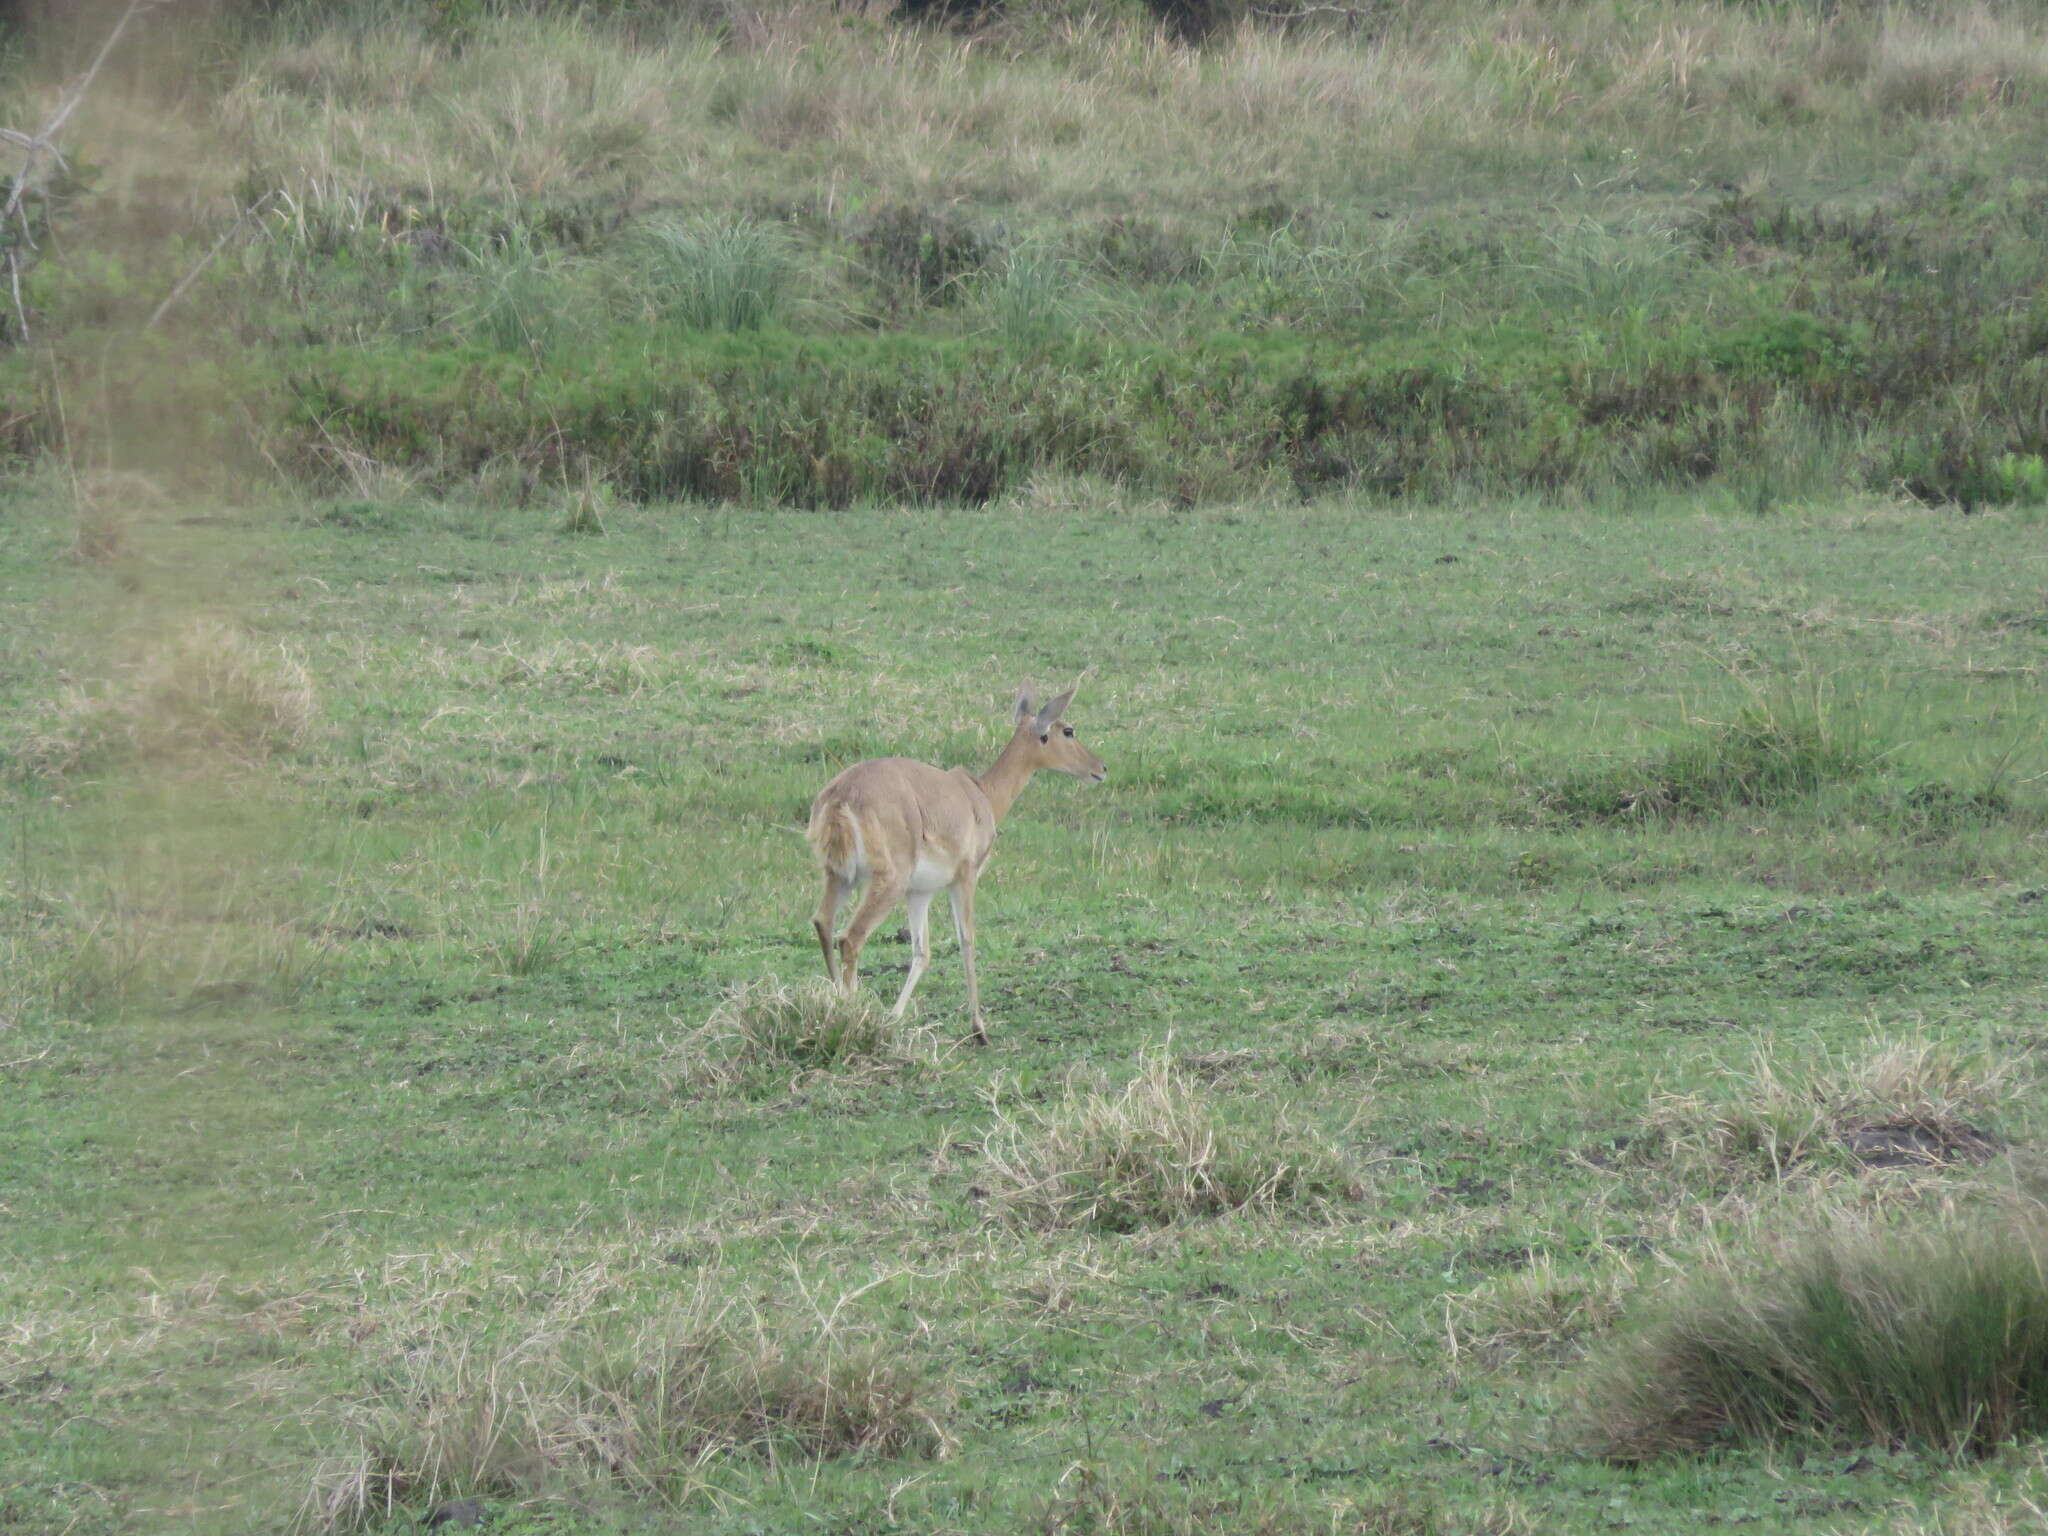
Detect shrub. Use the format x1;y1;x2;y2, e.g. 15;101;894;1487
289;334;1042;507
856;202;988;308
1579;1205;2048;1461
978;1046;1360;1231
282;175;2048;512
1997;451;2048;506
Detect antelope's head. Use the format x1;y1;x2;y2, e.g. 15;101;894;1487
1012;685;1106;783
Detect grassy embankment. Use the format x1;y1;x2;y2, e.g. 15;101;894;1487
10;0;2048;506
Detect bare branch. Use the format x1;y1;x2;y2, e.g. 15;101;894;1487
5;250;25;343
0;0;164;344
1;0;162;229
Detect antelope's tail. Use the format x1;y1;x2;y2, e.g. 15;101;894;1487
806;799;861;882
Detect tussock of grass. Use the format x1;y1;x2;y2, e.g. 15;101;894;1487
663;977;910;1093
1579;1204;2048;1461
977;1047;1360;1231
558;467;614;534
24;617;317;776
302;1294;947;1531
460;227;577;357
976;240;1092;346
630;214;792;333
1445;1252;1642;1367
1643;1033;2023;1181
1551;682;1883;822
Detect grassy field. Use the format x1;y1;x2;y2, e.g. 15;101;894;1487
4;1;2048;1531
3;478;2047;1534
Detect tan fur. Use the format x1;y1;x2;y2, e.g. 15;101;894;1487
805;797;862;882
807;685;1106;1042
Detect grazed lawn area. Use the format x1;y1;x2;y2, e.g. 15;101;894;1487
3;488;2045;1533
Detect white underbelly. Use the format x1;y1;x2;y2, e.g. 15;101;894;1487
908;853;958;893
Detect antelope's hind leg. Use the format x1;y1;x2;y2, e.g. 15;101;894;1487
813;872;852;987
835;865;907;998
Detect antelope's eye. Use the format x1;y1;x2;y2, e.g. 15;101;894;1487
1039;733;1049;744
1062;726;1075;737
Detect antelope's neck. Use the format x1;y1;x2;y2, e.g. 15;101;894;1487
974;732;1038;823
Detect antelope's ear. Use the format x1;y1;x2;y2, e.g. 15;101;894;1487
1013;687;1037;726
1033;687;1076;732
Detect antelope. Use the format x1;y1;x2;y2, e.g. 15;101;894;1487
806;686;1106;1042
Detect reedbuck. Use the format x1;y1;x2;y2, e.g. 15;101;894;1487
806;686;1106;1042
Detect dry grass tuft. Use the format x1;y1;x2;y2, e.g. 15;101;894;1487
26;617;317;775
977;1045;1361;1231
1445;1251;1643;1367
1578;1200;2048;1461
662;977;915;1093
558;467;614;534
300;1291;948;1531
1640;1031;2023;1181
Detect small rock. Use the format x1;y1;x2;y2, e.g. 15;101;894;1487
424;1500;488;1530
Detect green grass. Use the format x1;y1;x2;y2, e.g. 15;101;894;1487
628;214;794;334
3;482;2048;1534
